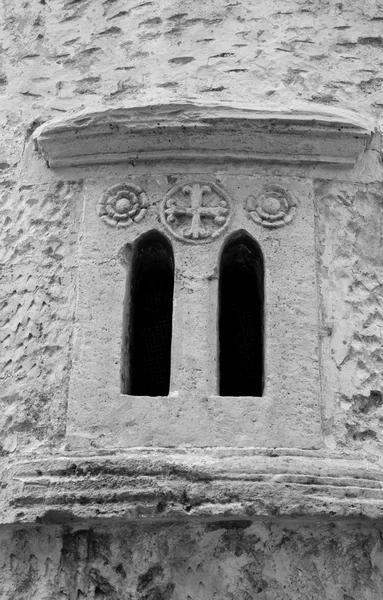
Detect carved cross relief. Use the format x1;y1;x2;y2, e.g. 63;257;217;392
161;181;232;243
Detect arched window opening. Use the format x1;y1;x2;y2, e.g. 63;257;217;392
123;232;174;396
219;233;264;396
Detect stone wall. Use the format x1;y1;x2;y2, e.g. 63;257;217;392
2;519;383;600
316;180;383;452
1;0;383;169
1;0;383;455
1;1;383;599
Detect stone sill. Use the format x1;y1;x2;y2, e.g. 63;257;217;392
3;448;383;526
32;102;372;168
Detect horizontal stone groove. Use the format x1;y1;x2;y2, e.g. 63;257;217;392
16;474;383;489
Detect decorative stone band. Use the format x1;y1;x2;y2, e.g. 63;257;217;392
5;449;383;525
32;103;373;168
97;182;148;228
246;186;297;228
161;180;232;243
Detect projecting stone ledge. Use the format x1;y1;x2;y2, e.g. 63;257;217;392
32;102;373;168
3;448;383;526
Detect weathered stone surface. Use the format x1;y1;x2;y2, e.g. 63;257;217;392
32;104;372;167
2;0;383;598
315;181;383;453
3;449;383;526
0;180;83;454
0;519;383;600
1;0;383;139
63;171;321;450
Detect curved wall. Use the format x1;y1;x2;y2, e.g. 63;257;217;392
1;2;383;599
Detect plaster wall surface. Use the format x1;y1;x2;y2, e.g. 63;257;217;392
1;1;383;599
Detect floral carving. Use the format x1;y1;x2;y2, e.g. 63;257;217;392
246;186;297;228
97;183;148;228
161;181;231;243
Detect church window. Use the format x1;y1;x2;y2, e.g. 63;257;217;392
123;231;174;396
219;232;264;397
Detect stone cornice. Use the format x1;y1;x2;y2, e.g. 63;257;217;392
4;449;383;525
33;103;372;168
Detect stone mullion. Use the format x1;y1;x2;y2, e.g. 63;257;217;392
170;243;219;398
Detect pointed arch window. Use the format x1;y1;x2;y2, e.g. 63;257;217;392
122;231;174;396
219;232;264;397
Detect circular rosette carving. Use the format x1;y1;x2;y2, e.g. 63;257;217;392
97;183;148;228
246;186;297;228
161;181;232;243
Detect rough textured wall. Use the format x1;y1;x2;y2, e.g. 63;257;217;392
1;0;383;454
0;180;82;453
1;0;383;167
1;1;383;599
315;180;383;454
1;519;383;600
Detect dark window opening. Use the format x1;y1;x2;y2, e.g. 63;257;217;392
123;232;174;396
219;233;264;396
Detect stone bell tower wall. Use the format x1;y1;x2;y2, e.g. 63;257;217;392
1;0;383;456
1;1;383;599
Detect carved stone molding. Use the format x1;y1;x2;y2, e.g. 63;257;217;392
33;103;372;168
97;182;148;228
161;180;231;243
5;449;383;525
246;185;297;228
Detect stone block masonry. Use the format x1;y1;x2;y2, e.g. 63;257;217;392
1;1;383;599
